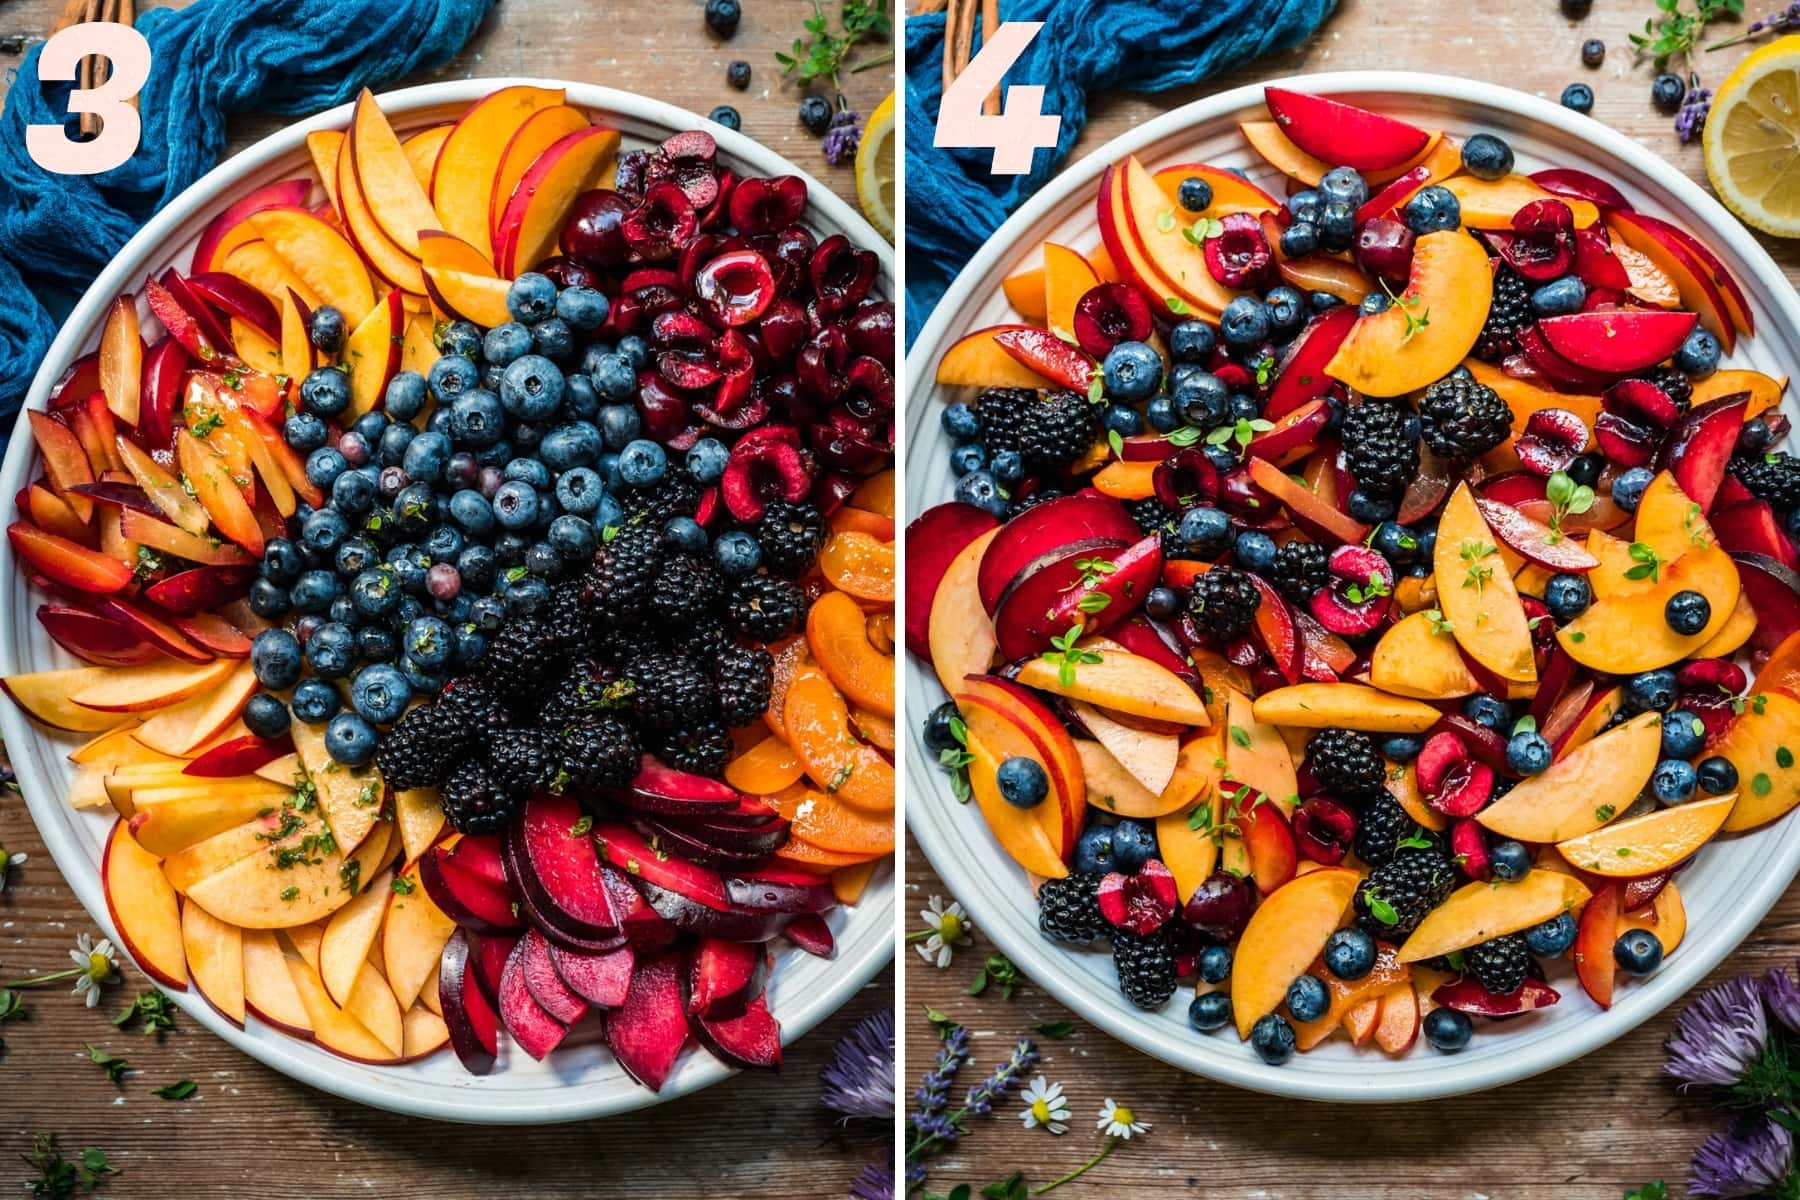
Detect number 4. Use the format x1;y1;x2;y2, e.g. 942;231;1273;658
933;22;1060;176
26;22;152;176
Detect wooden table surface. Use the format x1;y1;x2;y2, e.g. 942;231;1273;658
906;2;1800;1198
0;2;892;1196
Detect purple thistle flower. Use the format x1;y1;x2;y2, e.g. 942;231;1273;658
1690;1119;1795;1198
912;1025;969;1116
1676;87;1713;143
1764;966;1800;1036
849;1159;895;1200
821;1008;894;1122
963;1038;1039;1118
823;110;863;166
1667;975;1770;1089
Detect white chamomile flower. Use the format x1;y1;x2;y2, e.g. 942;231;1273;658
68;933;119;1008
1018;1076;1070;1135
914;895;973;968
1097;1097;1150;1140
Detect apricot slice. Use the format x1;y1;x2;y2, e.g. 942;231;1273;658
1014;641;1208;725
782;668;894;815
818;531;894;603
1230;867;1361;1037
1714;690;1800;832
723;735;804;796
1042;242;1100;336
1434;484;1536;684
1370;611;1478;700
1556;794;1734;876
849;708;896;752
1619;879;1687;953
1324;230;1493;397
1290;944;1412;1051
827;505;896;542
1397;871;1591;963
1477;712;1661;843
1755;631;1800;694
1155;802;1219;904
1556;545;1738;673
1250;683;1441;733
850;469;895;518
807;589;895;719
763;635;812;742
1441;175;1601;229
765;784;894;858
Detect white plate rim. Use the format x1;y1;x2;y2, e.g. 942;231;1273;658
904;69;1800;1103
0;76;894;1124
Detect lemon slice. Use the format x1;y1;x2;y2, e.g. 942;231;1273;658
1703;34;1800;238
856;90;896;242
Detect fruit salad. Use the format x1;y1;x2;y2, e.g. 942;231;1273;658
913;86;1792;1064
4;85;894;1087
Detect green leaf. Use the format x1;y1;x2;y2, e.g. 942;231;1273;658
1167;425;1202;447
1034;1020;1077;1038
1366;892;1399;926
153;1080;197;1101
1087;375;1106;403
1511;715;1538;736
1229;725;1252;748
1107;428;1125;457
1165;296;1190;315
1546;471;1575;506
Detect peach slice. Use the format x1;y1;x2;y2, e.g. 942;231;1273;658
342;961;404;1057
247;207;375;325
1441;175;1601;229
962;727;1068;879
28;411;95;522
1002;267;1050;322
133;659;258;757
782;668;893;815
1081;728;1219;822
320;864;392;1005
285;955;395;1063
129;786;287;859
818;530;894;603
422;265;512;328
1015;641;1208;725
766;784;894;859
71;658;236;714
343;289;404;420
1398;870;1591;963
807;589;895;719
1697;590;1758;659
114;435;208;534
488;103;591;247
1239;120;1333;186
1290;944;1413;1050
1606;210;1740;350
1434;483;1536;684
928;527;1001;697
278;288;316;382
289;717;384;855
401;124;452;189
1556;794;1734;876
724;735;804;795
348;89;442;257
1151;161;1281;215
1619;879;1687;953
1073;700;1178;794
241;928;311;1035
335;134;427;296
1370;611;1478;700
1326;230;1493;397
1118;155;1246;314
1250;683;1441;733
1223;687;1297;810
220;239;321;312
181;898;244;1025
1694;368;1786;419
1556;546;1738;673
176;429;263;555
1477;711;1661;842
384;862;455;1011
1042;242;1100;336
102;822;187;989
1388;761;1448;832
959;675;1085;853
162;810;291;894
429;85;566;263
1634;472;1718;564
937;324;1059;389
1230;867;1360;1037
400;311;441;378
2;666;133;733
98;294;142;427
393;787;445;869
1714;689;1800;832
184;820;391;929
494;126;621;277
417;229;497;277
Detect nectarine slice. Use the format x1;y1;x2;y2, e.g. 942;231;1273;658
937;325;1059;389
1442;175;1601;229
1370;611;1478;700
383;862;455;1011
178;430;263;555
289;717;384;855
1223;688;1297;809
1239;120;1332;186
1015;641;1208;726
98;294;142;428
1556;546;1738;673
185;820;390;929
1434;483;1536;684
241;928;311;1035
247;207;375;326
181;898;244;1025
102;822;187;989
1230;867;1360;1037
286;955;395;1063
818;530;894;604
320;865;392;1006
493;126;620;276
349;89;442;257
1042;242;1099;336
130;786;287;858
335;134;428;296
1712;689;1800;832
1155;803;1219;905
423;265;512;328
1397;870;1590;963
1477;712;1661;842
1557;794;1734;876
783;668;893;815
1290;943;1412;1050
1250;683;1441;733
430;85;565;262
70;658;236;714
221;239;321;312
962;730;1067;879
343;290;403;420
343;960;404;1057
401;124;452;190
488;104;591;247
1326;230;1493;397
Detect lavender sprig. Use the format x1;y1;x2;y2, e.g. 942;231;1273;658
1676;85;1715;143
912;1024;969;1115
822;110;864;167
1709;1;1800;47
905;1023;1041;1186
961;1039;1039;1118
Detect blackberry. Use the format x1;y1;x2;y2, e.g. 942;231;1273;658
1270;539;1329;605
974;387;1102;475
675;618;733;662
1732;452;1800;513
649;554;725;629
583;524;663;625
478;617;561;707
1418;376;1514;461
1127;496;1178;538
1038;872;1105;944
1112;927;1178;1010
1308;728;1386;798
1354;848;1456;937
544;579;595;656
1636;366;1693;409
438;759;523;835
619;473;703;523
487;729;561;791
559;717;640;790
1465;934;1530;995
714;643;773;726
1352;790;1414;867
1186;566;1261;641
1004;485;1069;521
1343;399;1419;498
727;573;806;640
625;650;716;732
438;678;512;737
756;501;825;579
374;705;458;790
1476;265;1533;362
658;721;732;777
538;661;630;728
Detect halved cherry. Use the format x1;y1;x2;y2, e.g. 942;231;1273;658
1593;412;1658;469
810;234;877;316
846;302;896;368
1603;377;1682;430
721;430;810;523
728;176;808;236
695;249;776;327
1204;212;1274;289
1450;819;1491;880
1071;283;1153;358
1151;448;1220;512
1514;407;1589;477
1292;797;1356;865
622;182;698;262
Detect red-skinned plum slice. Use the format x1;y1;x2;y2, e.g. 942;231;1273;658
1537;310;1698;375
1655;391;1750;513
182;733;292;777
1530;168;1633;213
1712;501;1798;570
904;502;999;660
724;871;837;914
990;538;1129;660
1264;306;1358;421
418;844;524;934
620;755;742;818
1473;498;1599;572
608;949;689;1091
593;822;730;910
690;992;781;1071
1732;554;1800;655
498;935;571;1060
142;565;255;615
36;605;152;668
508;793;619;934
549;941;635;1009
438;930;498;1074
975;494;1138;615
1433;974;1561;1015
1263;88;1430;171
783;913;835;957
516;928;590;1027
687;937;762;1018
635;881;791;942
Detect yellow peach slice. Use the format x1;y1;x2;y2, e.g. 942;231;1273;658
1556;794;1734;876
964;727;1067;879
1015;642;1207;725
430;85;565;262
393;787;446;868
1325;230;1493;397
1434;483;1536;684
1397;871;1591;963
1715;689;1800;832
348;89;441;256
1370;611;1478;700
1072;701;1178;795
1441;175;1601;229
181;898;244;1025
1633;472;1716;564
289;717;384;855
70;658;237;714
1223;687;1297;812
1156;803;1220;904
2;666;135;733
1230;867;1361;1037
320;866;392;1006
102;822;187;989
1556;545;1739;674
241;928;310;1034
247;207;375;326
286;956;395;1063
1477;712;1661;842
1619;880;1687;953
383;862;455;1011
1250;682;1441;733
1042;242;1099;338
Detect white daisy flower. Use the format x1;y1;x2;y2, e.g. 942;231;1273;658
68;933;119;1008
914;895;972;968
1096;1097;1150;1140
1018;1076;1070;1134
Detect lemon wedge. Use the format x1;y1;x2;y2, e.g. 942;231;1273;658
856;90;896;242
1703;34;1800;238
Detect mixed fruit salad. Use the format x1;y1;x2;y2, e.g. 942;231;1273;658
3;85;895;1088
913;86;1795;1064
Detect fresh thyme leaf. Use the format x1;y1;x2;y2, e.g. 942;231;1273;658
85;1045;128;1085
1033;1020;1076;1038
112;991;175;1034
967;953;1023;1000
777;0;891;87
152;1080;197;1101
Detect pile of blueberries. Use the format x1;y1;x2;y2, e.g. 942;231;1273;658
240;272;739;769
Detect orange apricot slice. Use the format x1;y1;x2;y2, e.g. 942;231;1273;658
763;635;812;742
828;504;896;541
808;589;896;718
818;531;895;603
766;783;894;857
849;470;894;518
724;735;804;795
850;708;896;752
783;667;894;815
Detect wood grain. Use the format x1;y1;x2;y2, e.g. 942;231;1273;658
0;1;892;1193
907;3;1800;1198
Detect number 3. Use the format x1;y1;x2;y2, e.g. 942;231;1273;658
26;22;152;176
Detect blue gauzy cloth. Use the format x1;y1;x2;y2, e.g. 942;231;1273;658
904;0;1338;344
0;0;497;421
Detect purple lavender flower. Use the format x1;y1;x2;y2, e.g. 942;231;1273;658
1690;1119;1795;1198
823;110;863;166
849;1160;895;1200
1711;2;1800;48
1676;87;1714;143
962;1038;1039;1118
1763;966;1800;1036
1667;976;1770;1089
912;1024;969;1116
821;1008;894;1122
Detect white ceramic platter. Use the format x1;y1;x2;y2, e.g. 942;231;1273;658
905;70;1800;1102
1;78;894;1124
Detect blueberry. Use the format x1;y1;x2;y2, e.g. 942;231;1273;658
243;693;290;739
375;423;416;468
1582;37;1606;66
503;575;550;616
941;403;980;442
950;443;988;476
480;481;536;535
708;105;742;131
285;679;337;725
305;447;348;490
289;569;340;614
1665;588;1713;635
701;530;758;580
1525;911;1579;958
1310;290;1343;311
1197;944;1233;984
354;625;396;663
1369;521;1420;565
1323;928;1376;980
1177;506;1232;559
446;489;494;537
284;412;328;453
1423;1007;1473;1052
401;659;448;697
483;322;533;367
299;367;351;418
428;353;480;399
531;317;575;363
1676;328;1722;377
1738;419;1777;457
405;616;454;670
1698;755;1739;794
1564;0;1593;16
330;468;377;516
798;94;833;135
580;351;632;405
452;628;486;667
423;524;465;565
445;390;504;448
1279;220;1321;258
1652;71;1687;112
1543;572;1592;620
1359;291;1392;318
1144;586;1181;620
953;469;1007;518
1652;758;1698;804
1489;840;1533;882
726;59;751;89
1662;709;1706;760
1220;297;1270;347
378;369;424;420
324;713;378;768
1173;370;1229;427
704;0;740;35
1286;190;1321;225
349;663;411;726
1176;175;1214;213
392;483;436;536
247;577;291;619
614;335;650;371
1625;668;1679;714
1284;975;1329;1023
618;440;667;487
1464;694;1510;732
497;355;564;421
552;468;602;518
562;375;599;420
503;456;553;489
1611;467;1655;512
996;756;1048;809
1110;819;1159;873
1318;166;1368;208
395;432;448;487
1380;734;1423;762
1234;531;1278;573
675;440;726;489
1168;321;1216;363
1561;82;1595;114
303;622;354;679
593;492;624;532
1249;1013;1296;1065
351;567;401;618
304;305;345;354
1102;341;1163;403
1506;730;1553;776
506;272;557;324
251;629;303;689
1262;286;1305;338
921;700;961;752
990;448;1025;485
1461;133;1514;180
1403;185;1462;235
1073;823;1115;874
1188;991;1234;1033
550;514;598;560
1614;929;1664;976
1346;489;1396;524
1531;276;1587;317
